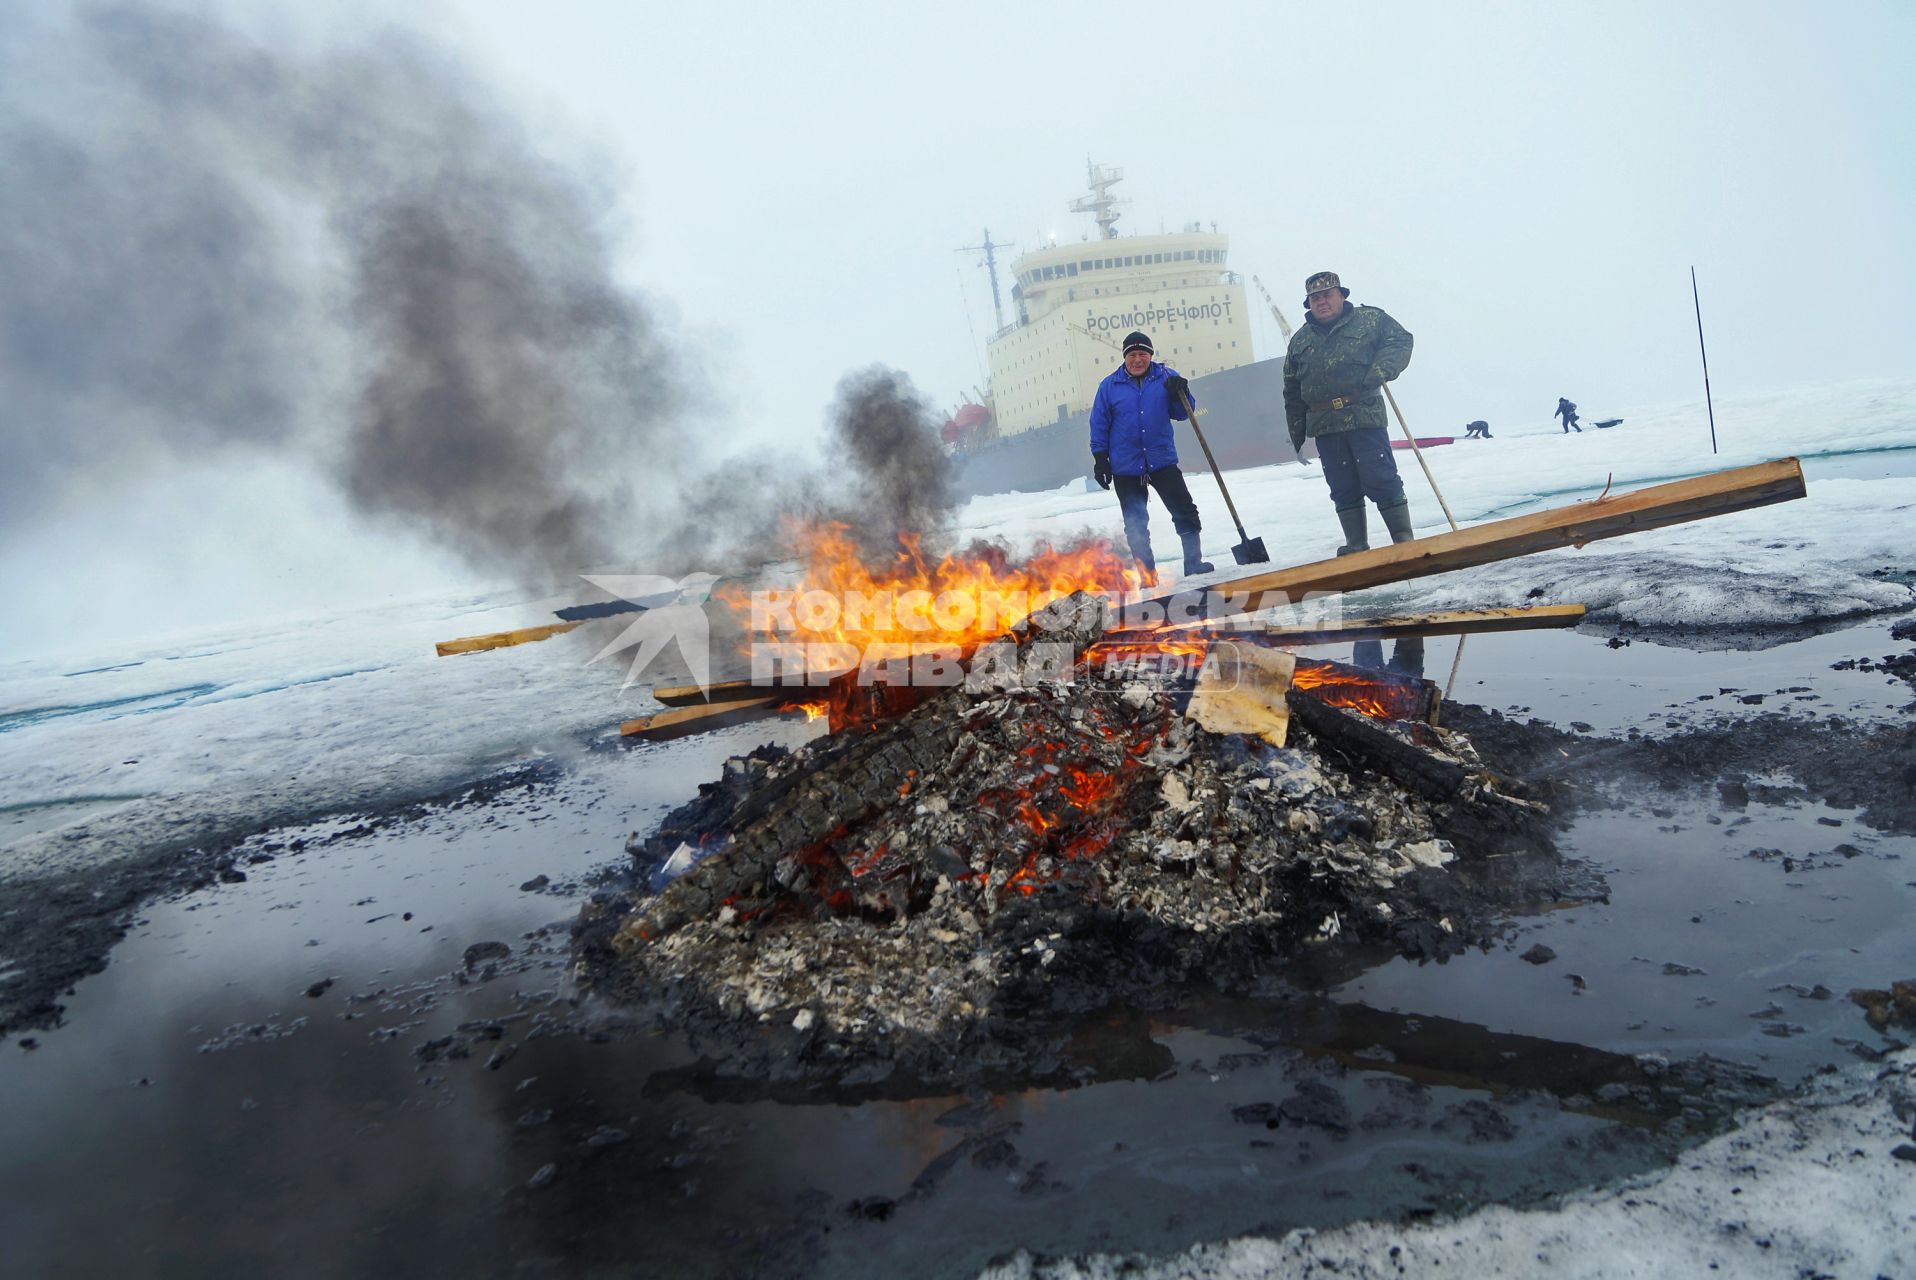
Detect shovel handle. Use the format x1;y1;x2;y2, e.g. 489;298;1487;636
1382;385;1461;532
1176;390;1251;539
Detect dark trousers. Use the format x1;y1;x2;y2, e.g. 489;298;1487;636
1113;465;1201;563
1314;428;1405;513
1353;636;1426;677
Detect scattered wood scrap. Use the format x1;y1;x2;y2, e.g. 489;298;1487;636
1185;641;1296;747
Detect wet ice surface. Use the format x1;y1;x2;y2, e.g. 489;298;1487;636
4;378;1914;887
4;378;1916;1277
3;621;1914;1279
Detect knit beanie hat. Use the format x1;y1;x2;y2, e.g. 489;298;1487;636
1121;331;1154;355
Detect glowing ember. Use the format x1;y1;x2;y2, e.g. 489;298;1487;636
1292;661;1433;722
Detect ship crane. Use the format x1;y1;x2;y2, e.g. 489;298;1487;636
956;229;1014;332
1251;275;1296;341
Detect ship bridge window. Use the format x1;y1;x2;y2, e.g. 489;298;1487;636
1066;263;1078;277
1080;261;1092;271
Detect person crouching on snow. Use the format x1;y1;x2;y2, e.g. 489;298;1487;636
1088;330;1213;580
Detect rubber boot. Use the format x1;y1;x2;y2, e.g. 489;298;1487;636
1127;535;1156;585
1179;531;1214;576
1379;502;1415;545
1387;636;1427;677
1334;506;1369;556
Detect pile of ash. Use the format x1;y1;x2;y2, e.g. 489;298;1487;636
572;595;1597;1090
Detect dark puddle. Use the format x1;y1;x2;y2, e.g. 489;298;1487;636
2;621;1914;1279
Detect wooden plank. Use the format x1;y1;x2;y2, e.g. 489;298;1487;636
1110;604;1586;645
1123;458;1805;622
660;609;1584;709
651;679;796;708
435;621;582;657
620;697;813;742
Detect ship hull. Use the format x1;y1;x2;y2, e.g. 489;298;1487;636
954;358;1301;499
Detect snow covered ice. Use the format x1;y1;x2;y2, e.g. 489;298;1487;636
2;376;1914;1278
3;378;1912;881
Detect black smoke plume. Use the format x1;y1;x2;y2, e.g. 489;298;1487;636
651;367;958;576
0;4;682;580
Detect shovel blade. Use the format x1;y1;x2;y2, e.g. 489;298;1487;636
1231;537;1270;565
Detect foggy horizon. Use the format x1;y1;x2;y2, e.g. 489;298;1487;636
2;0;1911;658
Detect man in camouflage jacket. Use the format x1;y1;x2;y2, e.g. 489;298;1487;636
1281;271;1416;554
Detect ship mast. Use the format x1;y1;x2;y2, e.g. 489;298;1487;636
956;228;1013;331
1068;160;1125;240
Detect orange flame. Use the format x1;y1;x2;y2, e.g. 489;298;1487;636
721;521;1151;656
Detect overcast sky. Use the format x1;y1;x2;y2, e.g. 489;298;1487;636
432;0;1914;428
3;0;1912;659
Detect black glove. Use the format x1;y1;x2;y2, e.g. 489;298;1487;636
1164;374;1191;406
1093;452;1113;489
1288;423;1307;454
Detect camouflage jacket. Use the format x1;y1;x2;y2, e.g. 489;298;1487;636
1281;304;1414;444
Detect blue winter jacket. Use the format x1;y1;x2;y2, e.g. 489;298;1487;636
1088;361;1191;476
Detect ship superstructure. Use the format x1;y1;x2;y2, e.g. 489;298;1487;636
985;163;1255;436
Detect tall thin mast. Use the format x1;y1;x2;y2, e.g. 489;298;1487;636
1068;160;1125;240
1691;266;1718;454
956;228;1012;331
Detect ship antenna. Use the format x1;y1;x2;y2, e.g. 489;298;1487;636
956;228;1013;331
1068;160;1125;240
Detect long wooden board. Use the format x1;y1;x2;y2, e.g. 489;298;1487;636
659;607;1586;707
619;697;801;742
1122;458;1805;623
1108;604;1586;644
650;680;802;708
435;621;582;657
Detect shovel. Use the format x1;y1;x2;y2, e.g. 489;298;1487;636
1175;389;1270;565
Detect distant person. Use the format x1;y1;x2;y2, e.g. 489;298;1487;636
1089;330;1213;580
1555;398;1581;433
1282;271;1415;554
1464;419;1492;439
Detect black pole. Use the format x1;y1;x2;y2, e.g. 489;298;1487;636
1691;266;1718;454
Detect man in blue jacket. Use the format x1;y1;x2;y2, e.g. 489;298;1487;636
1089;331;1213;579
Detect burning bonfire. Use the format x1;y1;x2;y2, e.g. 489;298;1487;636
574;531;1584;1089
